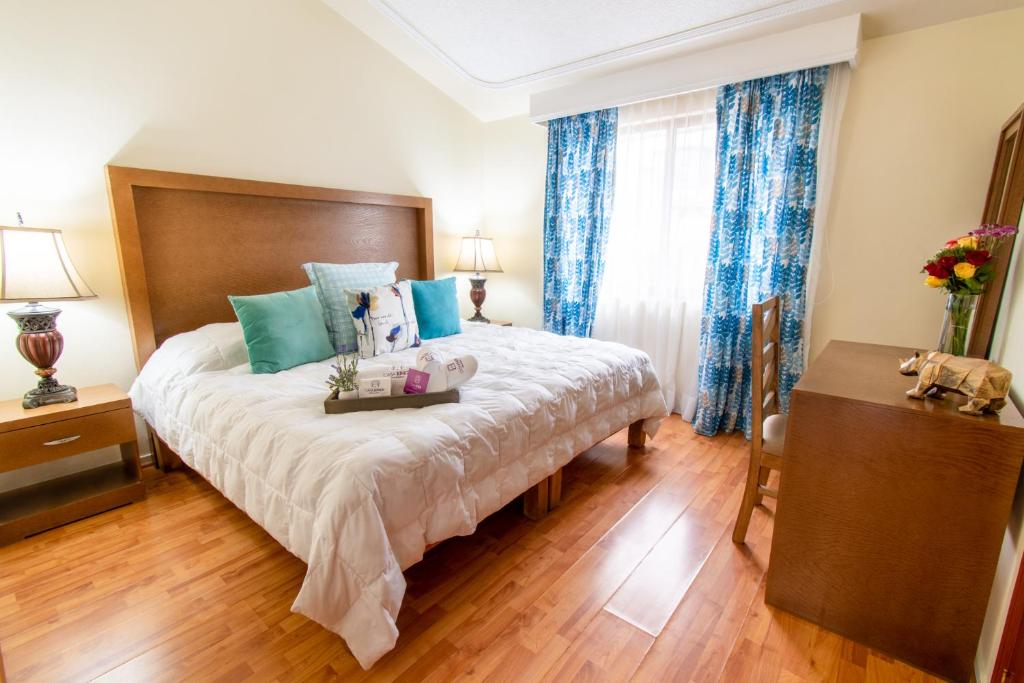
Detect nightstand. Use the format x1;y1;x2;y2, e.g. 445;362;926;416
468;319;512;327
0;384;145;545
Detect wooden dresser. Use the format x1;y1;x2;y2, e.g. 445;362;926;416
767;341;1024;682
0;384;145;545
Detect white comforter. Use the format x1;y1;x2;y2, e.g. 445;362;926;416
129;322;667;668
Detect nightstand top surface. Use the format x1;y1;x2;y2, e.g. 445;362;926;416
0;384;130;434
466;319;513;327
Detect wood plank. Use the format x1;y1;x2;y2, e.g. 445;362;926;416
789;340;1024;428
540;611;654;682
767;340;1024;681
604;436;747;636
548;468;563;509
0;385;129;434
0;417;943;682
628;420;647;448
722;580;939;683
630;493;775;682
106;165;435;369
522;479;549;521
0;463;145;546
324;389;460;414
0;408;135;474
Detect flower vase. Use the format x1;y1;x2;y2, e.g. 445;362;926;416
937;293;979;356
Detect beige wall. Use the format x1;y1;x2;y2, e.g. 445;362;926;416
478;117;548;329
488;13;1024;676
811;13;1024;679
977;201;1024;683
4;5;1024;663
809;7;1024;358
473;7;1024;367
436;114;547;327
0;0;503;488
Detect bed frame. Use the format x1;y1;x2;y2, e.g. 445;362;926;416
105;165;644;520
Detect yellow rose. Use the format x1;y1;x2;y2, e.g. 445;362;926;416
953;262;977;279
925;275;948;288
957;236;978;249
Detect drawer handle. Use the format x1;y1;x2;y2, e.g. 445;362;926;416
43;435;81;447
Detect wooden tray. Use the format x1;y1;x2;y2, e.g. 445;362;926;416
324;389;460;414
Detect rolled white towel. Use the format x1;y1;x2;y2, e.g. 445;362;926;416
415;348;478;392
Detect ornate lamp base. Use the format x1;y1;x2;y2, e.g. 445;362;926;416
7;302;78;409
22;380;78;409
467;276;490;324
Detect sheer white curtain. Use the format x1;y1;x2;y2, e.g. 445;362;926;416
592;88;717;419
803;62;852;365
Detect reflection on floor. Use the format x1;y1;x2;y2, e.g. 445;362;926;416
0;416;940;682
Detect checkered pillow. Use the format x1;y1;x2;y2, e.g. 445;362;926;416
303;261;398;353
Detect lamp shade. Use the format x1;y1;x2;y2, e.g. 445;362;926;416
453;230;503;274
0;227;96;302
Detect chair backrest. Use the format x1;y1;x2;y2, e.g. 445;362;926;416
751;296;781;448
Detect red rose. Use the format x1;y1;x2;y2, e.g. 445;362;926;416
924;262;951;279
937;255;958;270
965;250;990;266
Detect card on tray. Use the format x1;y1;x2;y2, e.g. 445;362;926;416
357;365;409;395
359;377;389;398
404;368;431;394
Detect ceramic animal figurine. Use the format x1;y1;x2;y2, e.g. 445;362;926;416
898;350;1012;415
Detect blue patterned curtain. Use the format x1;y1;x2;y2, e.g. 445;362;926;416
693;66;828;438
543;108;618;337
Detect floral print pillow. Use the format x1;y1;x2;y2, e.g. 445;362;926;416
345;281;421;359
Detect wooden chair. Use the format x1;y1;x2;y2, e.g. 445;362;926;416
732;295;787;544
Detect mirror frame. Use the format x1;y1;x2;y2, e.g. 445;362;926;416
969;103;1024;358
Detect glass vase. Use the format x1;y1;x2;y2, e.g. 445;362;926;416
937;293;979;356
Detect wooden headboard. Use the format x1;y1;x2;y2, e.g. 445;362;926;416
106;166;434;369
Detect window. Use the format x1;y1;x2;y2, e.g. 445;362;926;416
592;88;717;417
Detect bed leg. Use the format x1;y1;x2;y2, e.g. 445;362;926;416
523;478;549;521
628;420;647;449
150;430;183;472
548;468;563;510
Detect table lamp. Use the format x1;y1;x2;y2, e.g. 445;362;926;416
0;217;96;408
453;229;503;323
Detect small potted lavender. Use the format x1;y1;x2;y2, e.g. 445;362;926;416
326;354;359;400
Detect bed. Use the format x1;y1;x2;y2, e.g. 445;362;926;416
107;166;668;668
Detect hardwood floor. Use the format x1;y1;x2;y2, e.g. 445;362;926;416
0;416;942;682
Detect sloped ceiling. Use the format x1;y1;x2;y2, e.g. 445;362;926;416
323;0;1024;120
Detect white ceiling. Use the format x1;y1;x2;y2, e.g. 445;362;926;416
369;0;843;87
323;0;1024;120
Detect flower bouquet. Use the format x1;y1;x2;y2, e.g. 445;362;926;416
921;224;1018;355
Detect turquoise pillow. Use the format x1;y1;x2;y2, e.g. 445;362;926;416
410;278;462;340
228;286;334;374
303;262;398;353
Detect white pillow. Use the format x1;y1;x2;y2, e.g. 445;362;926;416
194;322;250;371
130;323;249;415
345;281;421;358
155;322;249;375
